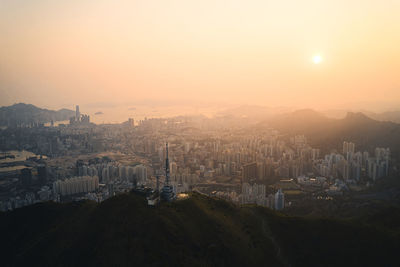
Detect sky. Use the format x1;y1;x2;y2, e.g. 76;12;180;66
1;0;400;112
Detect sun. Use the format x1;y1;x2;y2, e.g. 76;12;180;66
313;54;322;64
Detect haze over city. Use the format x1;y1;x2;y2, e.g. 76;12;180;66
1;0;400;112
1;1;400;266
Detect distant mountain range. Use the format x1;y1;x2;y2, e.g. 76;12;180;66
322;109;400;123
365;110;400;124
0;103;74;126
220;105;400;124
0;192;398;266
262;109;400;154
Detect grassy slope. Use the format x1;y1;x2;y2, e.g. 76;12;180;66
0;193;398;267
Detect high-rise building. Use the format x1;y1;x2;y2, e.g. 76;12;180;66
274;189;285;210
241;182;266;205
242;162;257;182
53;176;99;196
343;141;355;154
170;162;177;176
102;168;109;183
119;166;127;181
127;167;135;183
267;194;275;209
37;164;47;185
76;105;80;121
343;142;348;154
20;168;32;187
134;165;147;184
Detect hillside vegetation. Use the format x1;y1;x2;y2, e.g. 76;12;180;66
0;192;398;267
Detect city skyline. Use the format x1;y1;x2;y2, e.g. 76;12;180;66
1;1;399;265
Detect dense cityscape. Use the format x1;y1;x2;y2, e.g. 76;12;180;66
0;105;394;213
1;0;400;265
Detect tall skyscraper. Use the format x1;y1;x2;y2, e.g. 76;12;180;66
75;105;80;121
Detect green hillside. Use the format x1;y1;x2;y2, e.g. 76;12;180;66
0;192;398;267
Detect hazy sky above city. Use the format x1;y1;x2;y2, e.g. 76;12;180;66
1;0;400;111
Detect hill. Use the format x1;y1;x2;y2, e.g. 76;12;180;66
0;103;74;126
322;109;400;124
263;109;400;155
0;192;398;266
367;110;400;124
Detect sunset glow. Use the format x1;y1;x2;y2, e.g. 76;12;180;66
313;55;322;64
0;0;400;111
0;1;399;265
